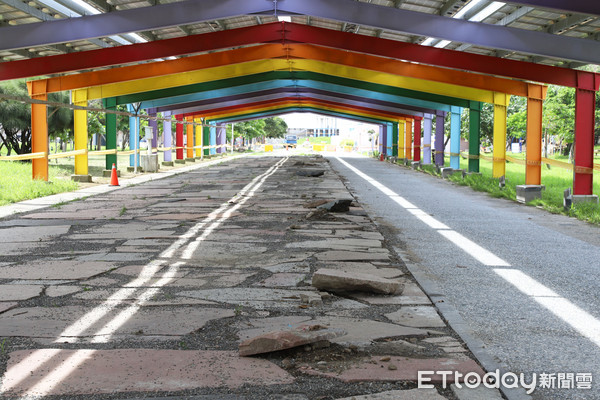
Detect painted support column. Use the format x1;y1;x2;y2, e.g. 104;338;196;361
405;119;413;161
378;125;384;155
72;89;89;177
175;114;184;160
149;114;158;153
381;125;387;156
526;85;546;185
413;117;422;162
573;71;599;195
103;97;117;170
210;124;217;155
127;104;140;167
194;116;203;158
391;122;399;157
203;121;210;157
185;116;194;159
450;106;462;170
434;110;445;167
398;120;405;159
422;114;432;165
26;80;48;181
217;123;226;154
386;123;393;157
468;102;481;173
492;93;510;178
163;111;172;162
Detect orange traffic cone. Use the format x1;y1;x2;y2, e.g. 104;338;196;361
109;163;119;186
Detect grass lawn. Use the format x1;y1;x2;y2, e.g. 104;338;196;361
299;136;332;145
0;161;79;207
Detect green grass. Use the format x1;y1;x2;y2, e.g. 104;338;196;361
444;154;600;225
0;161;79;206
299;137;332;145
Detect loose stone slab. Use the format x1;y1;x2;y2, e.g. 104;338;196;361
177;288;317;309
325;262;404;279
316;251;390;262
286;238;382;250
0;260;114;280
312;269;402;295
0;225;70;243
255;273;306;287
0;306;233;340
300;356;485;383
262;262;310;274
350;281;431;305
239;325;346;356
336;389;446;400
0;285;43;301
385;307;446;328
46;286;82;297
0;349;293;396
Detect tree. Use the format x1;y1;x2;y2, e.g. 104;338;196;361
543;85;575;157
263;117;288;138
0;80;32;155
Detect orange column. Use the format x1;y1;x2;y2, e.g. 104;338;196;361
27;80;49;181
526;85;547;185
405;119;413;161
186;116;194;159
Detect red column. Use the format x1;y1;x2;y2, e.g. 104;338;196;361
413;117;422;162
175;114;184;160
573;71;599;195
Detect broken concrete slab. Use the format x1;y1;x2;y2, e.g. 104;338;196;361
46;286;82;297
262;262;310;274
0;225;70;243
451;384;504;400
177;288;318;309
0;285;44;301
385;307;446;328
0;302;18;314
303;199;332;208
312;268;402;295
335;389;446;400
317;199;354;212
0;260;115;280
0;349;293;396
349;281;431;305
300;356;485;383
286;238;382;250
316;251;390;262
324;262;404;279
239;324;346;356
255;273;306;288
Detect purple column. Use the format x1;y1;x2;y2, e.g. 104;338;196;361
423;113;432;165
163;111;172;162
380;125;387;156
149;114;158;152
216;123;226;154
435;110;445;167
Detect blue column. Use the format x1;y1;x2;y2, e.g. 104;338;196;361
434;110;445;167
423;113;432;165
210;125;217;155
127;104;140;167
386;122;394;157
163;111;172;162
450;106;462;169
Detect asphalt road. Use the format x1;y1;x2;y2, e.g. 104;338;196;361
329;154;600;400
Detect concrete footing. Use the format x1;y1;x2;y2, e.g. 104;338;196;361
572;194;599;205
411;161;420;170
185;157;196;163
174;159;186;164
126;166;143;173
141;154;159;173
516;185;545;204
102;169;120;178
71;174;92;183
440;167;455;179
162;161;174;167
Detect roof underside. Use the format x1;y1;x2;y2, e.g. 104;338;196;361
0;0;598;72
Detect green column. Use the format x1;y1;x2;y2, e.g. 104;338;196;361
468;101;482;173
103;97;117;170
203;119;211;157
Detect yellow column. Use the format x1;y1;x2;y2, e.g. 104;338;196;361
405;119;413;161
186;116;194;159
398;120;406;159
194;116;203;158
492;92;510;178
72;89;89;177
27;80;49;181
526;85;547;185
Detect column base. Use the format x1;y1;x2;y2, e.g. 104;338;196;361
126;166;143;172
102;169;120;178
572;194;599;205
71;174;92;183
411;161;420;170
141;154;159;173
516;185;545;204
162;161;174;167
440;167;455;179
174;159;186;164
185;157;196;162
